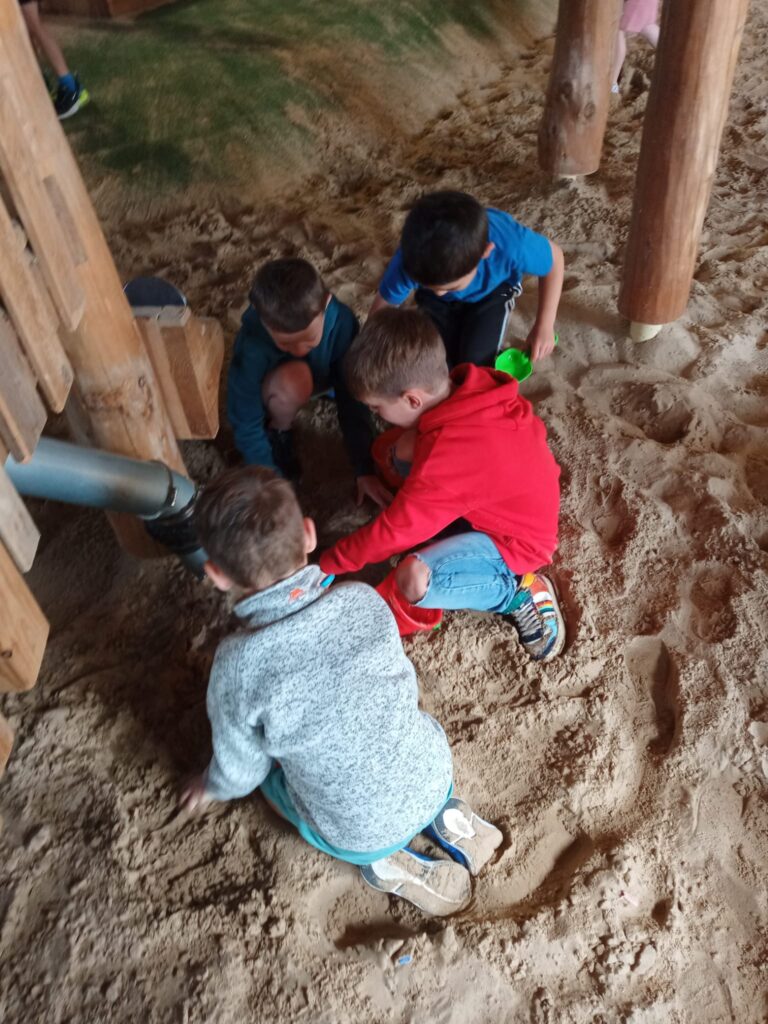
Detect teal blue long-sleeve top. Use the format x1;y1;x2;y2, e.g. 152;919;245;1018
227;297;375;476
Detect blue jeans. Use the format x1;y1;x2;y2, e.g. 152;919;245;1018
413;531;520;613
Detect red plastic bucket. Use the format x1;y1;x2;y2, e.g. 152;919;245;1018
376;569;443;637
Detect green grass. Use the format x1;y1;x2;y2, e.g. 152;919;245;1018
60;0;532;191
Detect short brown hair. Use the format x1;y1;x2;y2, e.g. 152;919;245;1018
345;308;449;399
193;467;305;590
249;258;327;334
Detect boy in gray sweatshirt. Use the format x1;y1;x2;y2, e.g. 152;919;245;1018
180;466;502;916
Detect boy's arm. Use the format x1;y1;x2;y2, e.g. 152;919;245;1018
527;240;564;362
368;292;394;317
319;473;461;575
368;248;413;318
227;333;279;470
203;647;273;802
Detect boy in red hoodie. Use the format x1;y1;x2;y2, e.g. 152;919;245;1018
318;309;565;662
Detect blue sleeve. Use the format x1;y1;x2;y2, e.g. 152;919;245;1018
204;645;273;801
226;329;278;471
497;211;553;278
378;248;415;305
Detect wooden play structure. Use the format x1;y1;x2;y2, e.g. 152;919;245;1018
539;0;750;339
0;0;222;775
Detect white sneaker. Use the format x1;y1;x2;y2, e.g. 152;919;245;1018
360;847;471;916
426;798;503;876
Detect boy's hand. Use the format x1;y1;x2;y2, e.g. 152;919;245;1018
527;323;557;361
356;474;393;509
179;773;213;816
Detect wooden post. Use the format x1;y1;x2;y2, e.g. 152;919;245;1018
618;0;750;338
0;0;186;555
0;541;49;693
539;0;622;177
0;712;13;776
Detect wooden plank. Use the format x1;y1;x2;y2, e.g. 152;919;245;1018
539;0;622;176
619;0;751;327
0;541;49;693
0;197;74;411
136;311;224;439
0;712;13;776
0;310;47;461
0;442;40;572
0;77;86;331
43;175;88;266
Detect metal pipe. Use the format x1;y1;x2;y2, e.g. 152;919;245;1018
6;438;206;576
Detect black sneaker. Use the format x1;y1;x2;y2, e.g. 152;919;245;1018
55;75;89;120
267;429;301;481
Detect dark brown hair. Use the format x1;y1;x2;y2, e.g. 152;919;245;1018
249;258;327;334
401;191;488;286
193;467;305;590
344;308;449;399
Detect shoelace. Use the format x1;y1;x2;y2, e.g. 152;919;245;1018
510;595;544;640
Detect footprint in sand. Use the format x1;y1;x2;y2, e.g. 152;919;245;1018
687;564;742;644
590;477;636;549
624;637;680;756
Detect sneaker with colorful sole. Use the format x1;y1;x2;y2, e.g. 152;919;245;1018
502;572;566;662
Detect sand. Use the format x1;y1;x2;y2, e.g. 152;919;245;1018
2;6;768;1024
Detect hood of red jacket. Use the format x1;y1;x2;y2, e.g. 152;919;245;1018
419;363;529;432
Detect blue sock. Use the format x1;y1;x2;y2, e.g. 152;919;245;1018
58;72;76;91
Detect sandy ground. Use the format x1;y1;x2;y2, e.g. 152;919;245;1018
2;6;768;1024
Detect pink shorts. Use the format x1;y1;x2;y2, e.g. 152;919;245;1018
620;0;659;33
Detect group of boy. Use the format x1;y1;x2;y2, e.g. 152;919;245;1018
181;191;567;916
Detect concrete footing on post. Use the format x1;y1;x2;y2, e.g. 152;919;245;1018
629;322;663;342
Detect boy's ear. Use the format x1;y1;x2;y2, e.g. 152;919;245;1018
303;517;317;555
204;560;235;592
404;389;424;410
482;241;495;259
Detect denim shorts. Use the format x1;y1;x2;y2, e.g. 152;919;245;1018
413;531;520;613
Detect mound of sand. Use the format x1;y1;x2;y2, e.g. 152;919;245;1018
1;7;767;1024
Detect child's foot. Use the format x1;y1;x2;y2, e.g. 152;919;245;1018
502;572;565;662
360;847;471;917
55;75;89;120
425;797;503;876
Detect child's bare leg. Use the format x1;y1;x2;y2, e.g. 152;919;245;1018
611;29;627;89
21;2;69;77
262;360;313;431
640;22;660;47
395;555;430;605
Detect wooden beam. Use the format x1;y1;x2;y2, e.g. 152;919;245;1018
0;712;13;776
0;443;40;573
0;197;73;412
0;310;47;462
0;0;186;556
0;79;86;331
136;309;224;439
539;0;622;177
0;541;49;693
618;0;750;333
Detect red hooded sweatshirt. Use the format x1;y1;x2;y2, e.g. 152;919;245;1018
319;364;560;577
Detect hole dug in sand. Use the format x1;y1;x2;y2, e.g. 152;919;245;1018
624;638;681;757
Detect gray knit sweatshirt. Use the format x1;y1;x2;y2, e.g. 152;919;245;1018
204;565;453;852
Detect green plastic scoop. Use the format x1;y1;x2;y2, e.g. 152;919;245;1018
494;333;559;381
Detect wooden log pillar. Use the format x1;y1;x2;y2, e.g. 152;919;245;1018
0;0;185;555
618;0;750;340
538;0;622;177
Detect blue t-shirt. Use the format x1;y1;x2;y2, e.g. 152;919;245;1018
379;207;553;305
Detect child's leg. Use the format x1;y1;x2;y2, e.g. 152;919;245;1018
262;360;314;430
457;280;521;367
640;22;659;47
20;2;69;77
611;29;627;89
395;531;519;613
414;289;464;367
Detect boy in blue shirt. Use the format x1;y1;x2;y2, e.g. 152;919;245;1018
370;190;564;367
228;258;391;508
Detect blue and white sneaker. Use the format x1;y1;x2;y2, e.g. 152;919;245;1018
360;847;471;916
425;798;503;876
502;572;566;662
